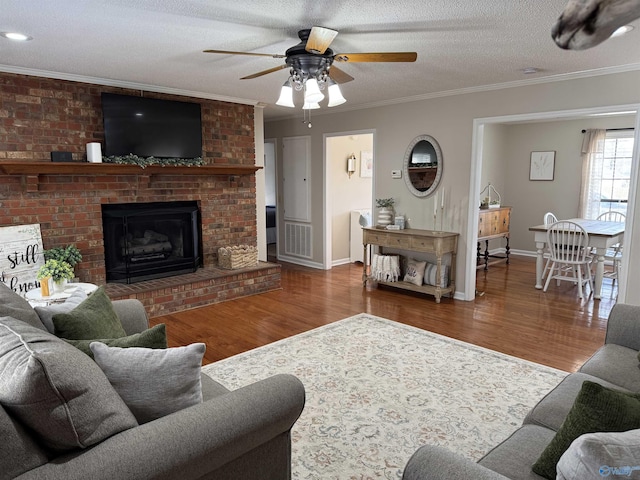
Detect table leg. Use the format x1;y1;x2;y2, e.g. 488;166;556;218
484;240;489;271
535;241;545;289
362;243;368;286
593;248;605;300
505;235;510;264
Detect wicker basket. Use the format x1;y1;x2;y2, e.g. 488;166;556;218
218;245;258;269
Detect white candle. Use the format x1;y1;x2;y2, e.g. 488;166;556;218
441;189;445;208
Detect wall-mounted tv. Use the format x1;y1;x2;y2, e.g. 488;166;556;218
101;93;203;159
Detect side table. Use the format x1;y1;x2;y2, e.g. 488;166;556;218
25;282;98;307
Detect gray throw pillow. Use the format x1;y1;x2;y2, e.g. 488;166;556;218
0;316;138;452
65;324;167;359
0;281;46;331
557;429;640;480
90;341;206;424
34;287;88;333
52;286;127;340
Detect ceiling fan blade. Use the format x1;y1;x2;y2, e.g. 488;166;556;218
334;52;418;63
240;64;289;80
328;65;354;84
305;26;338;54
203;49;286;59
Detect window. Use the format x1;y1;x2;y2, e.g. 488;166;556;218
598;131;634;217
581;129;634;219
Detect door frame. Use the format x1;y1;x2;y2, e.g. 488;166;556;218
323;129;376;270
466;104;640;302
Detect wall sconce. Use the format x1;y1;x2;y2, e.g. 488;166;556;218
347;153;356;178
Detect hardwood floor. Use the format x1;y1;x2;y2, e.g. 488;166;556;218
150;255;618;372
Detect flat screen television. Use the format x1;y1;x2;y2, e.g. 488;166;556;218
101;93;203;159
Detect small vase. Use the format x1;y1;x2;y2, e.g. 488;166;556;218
377;207;394;227
52;279;67;294
40;277;52;297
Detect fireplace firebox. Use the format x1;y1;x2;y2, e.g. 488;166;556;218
102;201;202;284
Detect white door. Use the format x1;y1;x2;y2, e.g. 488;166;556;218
282;136;311;222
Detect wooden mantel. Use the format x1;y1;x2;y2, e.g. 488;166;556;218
0;161;261;176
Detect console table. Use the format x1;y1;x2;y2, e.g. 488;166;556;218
477;206;511;270
362;228;458;303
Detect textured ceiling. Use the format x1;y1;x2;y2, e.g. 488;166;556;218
1;0;639;120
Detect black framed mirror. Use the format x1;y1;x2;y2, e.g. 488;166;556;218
403;135;443;197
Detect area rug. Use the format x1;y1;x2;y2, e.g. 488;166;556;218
201;313;567;479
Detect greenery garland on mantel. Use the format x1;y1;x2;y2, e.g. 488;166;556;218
103;154;204;168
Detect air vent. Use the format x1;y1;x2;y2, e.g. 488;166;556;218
284;222;312;258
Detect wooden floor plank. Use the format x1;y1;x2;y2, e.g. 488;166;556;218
150;256;617;372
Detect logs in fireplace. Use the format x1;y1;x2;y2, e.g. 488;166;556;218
102;201;202;283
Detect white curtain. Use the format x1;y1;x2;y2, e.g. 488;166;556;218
578;129;606;219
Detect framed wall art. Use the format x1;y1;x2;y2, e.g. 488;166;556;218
529;151;555;181
360;151;373;178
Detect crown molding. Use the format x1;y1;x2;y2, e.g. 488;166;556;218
266;62;640;122
0;64;259;106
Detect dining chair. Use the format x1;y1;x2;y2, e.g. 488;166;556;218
541;212;558;281
543;220;593;299
595;211;626;285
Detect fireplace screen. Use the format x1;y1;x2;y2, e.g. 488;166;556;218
102;201;202;283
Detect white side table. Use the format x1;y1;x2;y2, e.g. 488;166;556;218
25;282;98;307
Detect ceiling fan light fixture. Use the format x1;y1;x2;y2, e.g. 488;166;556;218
276;80;296;108
611;25;634;38
327;80;346;107
304;78;324;103
302;101;321;110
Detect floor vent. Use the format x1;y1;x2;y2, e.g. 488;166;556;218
284;222;312;258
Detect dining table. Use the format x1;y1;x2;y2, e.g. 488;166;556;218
529;218;625;300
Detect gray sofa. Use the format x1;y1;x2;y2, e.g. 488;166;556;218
0;283;305;480
403;303;640;480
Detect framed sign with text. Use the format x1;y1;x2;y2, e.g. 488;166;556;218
0;224;45;294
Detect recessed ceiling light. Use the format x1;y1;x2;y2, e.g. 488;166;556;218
522;67;539;75
1;32;33;41
611;25;634;37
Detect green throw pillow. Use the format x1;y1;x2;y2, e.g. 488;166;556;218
532;381;640;479
65;324;167;359
52;286;127;340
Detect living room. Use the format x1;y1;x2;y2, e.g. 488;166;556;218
1;1;640;479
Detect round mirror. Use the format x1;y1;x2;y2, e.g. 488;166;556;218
403;135;443;197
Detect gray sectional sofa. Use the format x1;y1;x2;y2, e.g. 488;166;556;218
0;283;305;480
403;303;640;480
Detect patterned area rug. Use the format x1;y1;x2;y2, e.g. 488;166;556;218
201;314;567;479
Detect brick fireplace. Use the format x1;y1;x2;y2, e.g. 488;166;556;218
0;72;281;315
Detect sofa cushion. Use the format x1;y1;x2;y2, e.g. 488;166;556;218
0;404;48;479
52;286;127;340
557;429;640;480
524;372;629;431
34;287;88;333
478;424;556;480
91;341;206;424
579;344;640;392
0;281;46;331
532;381;640;480
0;316;137;452
65;323;167;358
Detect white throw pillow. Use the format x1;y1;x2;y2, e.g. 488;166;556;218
403;258;427;286
423;263;449;288
556;429;640;480
90;341;206;424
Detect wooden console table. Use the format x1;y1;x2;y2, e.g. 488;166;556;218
477;206;511;270
362;227;458;303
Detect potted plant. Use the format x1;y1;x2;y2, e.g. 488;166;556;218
376;198;395;227
44;244;82;268
36;259;75;295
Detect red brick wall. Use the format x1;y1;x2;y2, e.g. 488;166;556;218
0;72;258;286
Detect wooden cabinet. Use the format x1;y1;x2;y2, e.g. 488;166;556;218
477;206;511;270
362;228;458;303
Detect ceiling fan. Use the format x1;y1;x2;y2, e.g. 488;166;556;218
204;26;417;110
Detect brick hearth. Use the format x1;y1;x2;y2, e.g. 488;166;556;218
0;72;280;315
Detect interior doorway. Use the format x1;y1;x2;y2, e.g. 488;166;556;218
466;105;640;303
264;139;277;262
323;131;375;269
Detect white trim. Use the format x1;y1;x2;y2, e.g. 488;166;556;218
0;64;258;106
266;63;640;123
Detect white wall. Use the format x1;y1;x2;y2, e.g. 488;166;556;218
265;70;640;302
